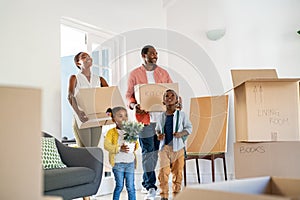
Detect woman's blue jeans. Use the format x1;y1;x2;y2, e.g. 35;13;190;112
112;162;136;200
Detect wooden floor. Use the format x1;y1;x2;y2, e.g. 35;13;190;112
94;190;161;200
75;189;172;200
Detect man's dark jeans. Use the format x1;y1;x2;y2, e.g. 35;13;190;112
139;123;160;191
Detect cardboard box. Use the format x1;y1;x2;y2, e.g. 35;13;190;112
234;142;300;179
187;95;229;153
74;112;113;129
75;86;124;129
43;197;62;200
175;176;300;200
231;69;300;141
0;86;42;199
76;86;125;114
134;83;179;111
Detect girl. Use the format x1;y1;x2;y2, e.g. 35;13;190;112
104;107;138;200
156;89;192;200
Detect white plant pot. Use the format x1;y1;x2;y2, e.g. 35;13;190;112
124;142;135;153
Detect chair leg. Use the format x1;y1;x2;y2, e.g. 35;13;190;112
195;158;200;184
222;153;228;181
211;155;215;182
184;159;187;186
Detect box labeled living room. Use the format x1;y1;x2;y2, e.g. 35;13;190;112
231;69;300;142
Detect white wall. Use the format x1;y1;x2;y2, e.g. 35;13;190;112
165;0;300;182
0;0;166;139
2;0;300;189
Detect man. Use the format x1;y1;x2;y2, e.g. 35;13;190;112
126;45;173;199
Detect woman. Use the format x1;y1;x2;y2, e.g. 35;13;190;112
68;52;109;147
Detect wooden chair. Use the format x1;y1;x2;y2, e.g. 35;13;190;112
184;95;229;186
183;152;227;186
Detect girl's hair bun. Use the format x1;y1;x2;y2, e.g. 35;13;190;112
106;108;112;117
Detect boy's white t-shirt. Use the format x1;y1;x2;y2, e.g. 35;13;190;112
114;129;135;163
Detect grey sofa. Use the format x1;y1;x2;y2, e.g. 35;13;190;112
42;132;103;200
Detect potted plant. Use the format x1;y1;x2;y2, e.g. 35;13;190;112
121;121;144;153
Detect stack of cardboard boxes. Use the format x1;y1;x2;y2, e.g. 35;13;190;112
175;69;300;200
231;69;300;179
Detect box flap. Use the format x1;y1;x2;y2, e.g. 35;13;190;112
231;69;278;88
74;112;114;129
190;176;272;194
175;176;300;200
245;78;300;83
175;188;288;200
271;177;300;197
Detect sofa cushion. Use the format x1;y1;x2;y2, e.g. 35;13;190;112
44;167;95;191
41;137;67;169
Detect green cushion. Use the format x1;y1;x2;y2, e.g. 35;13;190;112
41;137;66;170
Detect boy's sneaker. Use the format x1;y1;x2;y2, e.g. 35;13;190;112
144;188;156;200
141;187;148;194
156;188;160;195
90;196;97;200
161;198;168;200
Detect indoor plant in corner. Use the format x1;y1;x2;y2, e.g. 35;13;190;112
122;121;144;153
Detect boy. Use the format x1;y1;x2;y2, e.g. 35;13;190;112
156;89;192;200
